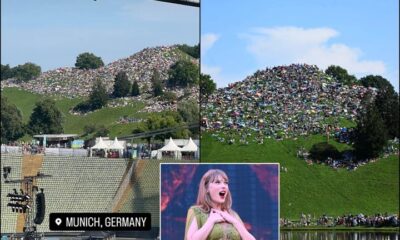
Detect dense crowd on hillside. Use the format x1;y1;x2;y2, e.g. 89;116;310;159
1;46;197;98
280;213;399;228
203;64;377;140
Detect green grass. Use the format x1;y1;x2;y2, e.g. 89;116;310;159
280;226;400;232
201;132;399;219
2;88;149;138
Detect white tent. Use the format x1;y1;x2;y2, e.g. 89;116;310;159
157;137;182;159
90;137;109;157
109;137;124;150
91;137;108;149
180;138;198;152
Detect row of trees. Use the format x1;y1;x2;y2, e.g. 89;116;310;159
1;97;63;144
325;65;396;92
1;44;199;82
74;59;200;113
1;94;199;144
0;52;103;83
352;78;399;160
1;63;41;82
132;99;199;140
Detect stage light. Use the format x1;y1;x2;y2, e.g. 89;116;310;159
3;166;11;173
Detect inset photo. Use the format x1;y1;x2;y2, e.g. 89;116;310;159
161;163;279;240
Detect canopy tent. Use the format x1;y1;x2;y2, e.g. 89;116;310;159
157;137;182;159
109;137;124;150
180;138;198;152
90;137;108;157
106;137;125;158
91;137;108;149
159;137;182;151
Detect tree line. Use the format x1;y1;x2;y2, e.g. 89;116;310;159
1;63;42;82
73;58;199;113
1;44;199;82
1;97;63;144
1;93;199;144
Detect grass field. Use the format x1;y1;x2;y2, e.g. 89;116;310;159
2;88;150;138
201;132;399;219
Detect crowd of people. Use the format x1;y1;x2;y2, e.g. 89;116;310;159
1;141;44;155
280;213;399;228
203;64;376;140
3;46;183;97
1;45;199;113
332;213;399;228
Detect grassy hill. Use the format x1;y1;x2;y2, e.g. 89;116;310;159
2;87;150;138
201;132;399;219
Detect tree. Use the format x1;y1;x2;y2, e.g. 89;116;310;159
200;73;216;102
360;75;399;138
131;81;140;96
168;60;199;87
353;103;388;160
146;113;190;140
1;96;25;143
88;79;109;110
161;91;177;102
151;70;163;97
27;98;63;135
94;125;109;137
1;64;14;80
83;124;97;136
178;99;199;136
153;81;163;97
13;62;41;82
178;99;199;124
360;75;395;92
75;52;104;70
112;71;131;98
177;44;200;59
325;65;357;85
374;87;399;139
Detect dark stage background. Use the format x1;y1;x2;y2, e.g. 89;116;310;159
161;164;279;240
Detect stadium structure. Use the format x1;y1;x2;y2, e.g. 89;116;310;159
1;153;188;239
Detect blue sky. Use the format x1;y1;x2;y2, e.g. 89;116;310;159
201;0;399;91
1;0;199;71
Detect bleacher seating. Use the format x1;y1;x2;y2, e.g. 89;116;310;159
35;156;129;232
1;153;194;234
1;154;23;233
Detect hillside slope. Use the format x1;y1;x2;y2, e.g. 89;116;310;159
2;46;198;98
202;64;373;139
201;64;398;219
201;133;399;219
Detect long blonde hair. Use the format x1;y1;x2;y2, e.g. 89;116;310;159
196;169;232;212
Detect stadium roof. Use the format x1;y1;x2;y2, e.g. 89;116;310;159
33;134;78;139
155;0;199;7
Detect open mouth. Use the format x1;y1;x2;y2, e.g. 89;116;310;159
219;191;226;198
